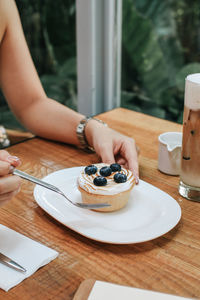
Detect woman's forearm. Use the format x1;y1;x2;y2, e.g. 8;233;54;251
17;97;85;146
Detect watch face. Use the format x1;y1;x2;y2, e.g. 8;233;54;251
76;124;84;134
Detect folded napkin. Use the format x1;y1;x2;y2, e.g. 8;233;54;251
0;224;59;291
88;281;192;300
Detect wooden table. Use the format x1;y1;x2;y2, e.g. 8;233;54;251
0;108;199;300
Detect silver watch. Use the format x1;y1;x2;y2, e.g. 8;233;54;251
76;117;108;153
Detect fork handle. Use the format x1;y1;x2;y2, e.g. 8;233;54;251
13;169;60;194
13;169;110;209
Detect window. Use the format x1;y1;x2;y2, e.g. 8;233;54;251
0;0;77;130
121;0;200;124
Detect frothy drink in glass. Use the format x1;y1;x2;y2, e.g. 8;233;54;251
179;73;200;201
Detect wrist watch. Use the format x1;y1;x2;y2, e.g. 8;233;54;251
76;117;108;153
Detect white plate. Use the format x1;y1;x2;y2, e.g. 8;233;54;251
34;167;181;244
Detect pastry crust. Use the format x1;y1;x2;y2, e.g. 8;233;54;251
78;183;135;212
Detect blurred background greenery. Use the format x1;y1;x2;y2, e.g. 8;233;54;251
0;0;199;130
121;0;200;123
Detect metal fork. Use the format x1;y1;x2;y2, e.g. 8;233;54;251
13;169;110;210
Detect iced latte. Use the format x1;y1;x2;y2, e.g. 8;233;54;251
179;74;200;201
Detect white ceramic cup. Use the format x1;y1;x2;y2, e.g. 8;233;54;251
158;132;182;175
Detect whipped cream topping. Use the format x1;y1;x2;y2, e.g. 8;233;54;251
78;163;135;195
185;74;200;110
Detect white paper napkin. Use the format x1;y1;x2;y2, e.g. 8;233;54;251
88;281;192;300
0;224;59;291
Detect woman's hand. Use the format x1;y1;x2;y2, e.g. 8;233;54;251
0;150;22;207
85;121;139;183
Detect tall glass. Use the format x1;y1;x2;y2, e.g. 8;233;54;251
179;74;200;201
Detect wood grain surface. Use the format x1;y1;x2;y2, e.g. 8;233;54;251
0;108;199;300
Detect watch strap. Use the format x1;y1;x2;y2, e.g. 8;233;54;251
76;117;107;153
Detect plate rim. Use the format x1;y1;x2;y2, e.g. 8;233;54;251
33;167;181;244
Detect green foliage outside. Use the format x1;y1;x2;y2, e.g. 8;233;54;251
0;0;76;129
121;0;200;123
0;0;199;129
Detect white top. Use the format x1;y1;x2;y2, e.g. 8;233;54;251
185;73;200;110
78;163;135;195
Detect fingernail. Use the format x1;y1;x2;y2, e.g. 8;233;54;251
132;172;139;184
9;165;15;173
7;155;20;163
135;176;139;184
7;156;21;167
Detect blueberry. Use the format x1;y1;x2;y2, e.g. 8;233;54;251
93;176;107;186
114;173;127;183
100;166;112;177
110;163;121;172
85;165;97;175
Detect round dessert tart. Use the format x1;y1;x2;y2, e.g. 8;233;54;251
77;163;135;212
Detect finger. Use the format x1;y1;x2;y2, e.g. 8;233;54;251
0;150;21;167
136;145;140;156
116;157;126;165
0;175;22;194
121;140;139;183
126;153;139;179
115;158;129;171
97;143;115;165
7;156;21;167
0;150;11;160
117;156;139;185
0;161;13;176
